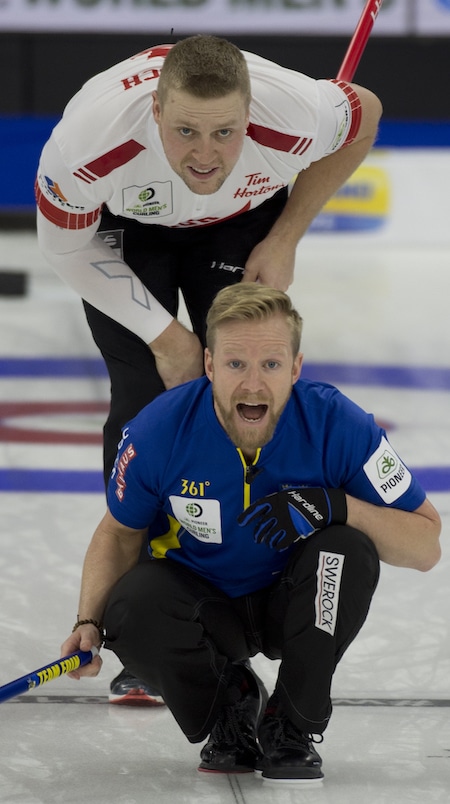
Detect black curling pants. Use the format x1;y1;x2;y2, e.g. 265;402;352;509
82;188;289;485
103;525;380;743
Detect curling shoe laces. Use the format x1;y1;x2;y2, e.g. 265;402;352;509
198;662;268;774
257;699;324;783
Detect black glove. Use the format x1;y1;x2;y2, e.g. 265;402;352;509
237;487;347;551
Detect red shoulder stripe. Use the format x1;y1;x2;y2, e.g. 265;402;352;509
73;139;146;184
247;123;312;155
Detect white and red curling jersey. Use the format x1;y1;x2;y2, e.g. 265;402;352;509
36;45;361;342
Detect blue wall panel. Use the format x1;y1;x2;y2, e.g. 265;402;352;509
1;116;450;212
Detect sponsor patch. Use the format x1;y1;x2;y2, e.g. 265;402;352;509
210;261;244;274
169;496;222;544
315;551;345;636
123;181;173;218
44;176;68;203
38;174;86;212
97;228;124;258
363;436;412;503
329;100;351;152
114;442;137;501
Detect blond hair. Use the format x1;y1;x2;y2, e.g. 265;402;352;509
157;35;251;108
206;284;303;356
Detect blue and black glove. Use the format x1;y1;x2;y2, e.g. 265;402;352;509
237;487;347;551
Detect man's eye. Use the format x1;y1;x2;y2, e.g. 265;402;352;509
229;360;241;369
179;128;192;136
218;129;231;137
266;361;279;369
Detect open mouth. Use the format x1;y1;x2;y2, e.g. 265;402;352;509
190;165;217;176
237;403;268;423
190;166;217;177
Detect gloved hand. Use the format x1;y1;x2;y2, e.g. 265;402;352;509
237;487;347;551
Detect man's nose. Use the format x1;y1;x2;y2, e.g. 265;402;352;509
241;366;264;392
193;136;215;162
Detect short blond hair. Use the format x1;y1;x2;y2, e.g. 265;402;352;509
206;284;303;356
157;35;251;108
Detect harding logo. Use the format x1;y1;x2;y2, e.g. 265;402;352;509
211;261;244;274
315;551;345;636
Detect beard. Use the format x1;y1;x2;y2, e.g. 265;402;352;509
178;163;228;195
213;390;288;458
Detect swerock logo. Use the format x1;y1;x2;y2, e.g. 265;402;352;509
315;551;345;636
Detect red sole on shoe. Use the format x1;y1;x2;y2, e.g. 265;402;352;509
109;690;166;707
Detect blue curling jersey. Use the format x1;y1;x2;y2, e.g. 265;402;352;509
107;376;426;597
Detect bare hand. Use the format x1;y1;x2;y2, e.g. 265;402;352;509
60;625;103;680
149;319;204;390
241;236;296;290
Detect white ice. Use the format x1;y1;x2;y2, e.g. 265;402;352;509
0;228;449;803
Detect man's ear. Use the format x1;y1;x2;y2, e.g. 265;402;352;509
204;348;213;381
292;352;303;384
152;91;161;123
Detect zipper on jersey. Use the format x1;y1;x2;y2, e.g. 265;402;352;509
237;447;261;509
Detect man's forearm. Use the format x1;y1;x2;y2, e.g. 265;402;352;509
37;211;174;344
265;134;378;249
149;318;204;390
346;496;441;572
77;514;145;623
265;82;382;249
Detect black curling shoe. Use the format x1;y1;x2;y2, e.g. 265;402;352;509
198;662;268;774
257;699;324;783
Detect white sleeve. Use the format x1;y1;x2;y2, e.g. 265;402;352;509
37;210;173;343
36;138;173;343
312;79;362;158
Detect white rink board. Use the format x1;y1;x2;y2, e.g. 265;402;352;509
0;0;417;35
306;148;450;246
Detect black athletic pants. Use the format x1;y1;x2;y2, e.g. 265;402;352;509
103;525;380;743
83;189;289;485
